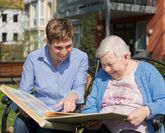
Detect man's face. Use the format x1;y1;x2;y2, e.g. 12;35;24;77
48;40;73;63
100;52;129;80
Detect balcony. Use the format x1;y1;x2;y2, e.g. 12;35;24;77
111;0;155;6
57;0;156;19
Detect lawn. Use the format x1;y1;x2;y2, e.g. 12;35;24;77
0;84;18;132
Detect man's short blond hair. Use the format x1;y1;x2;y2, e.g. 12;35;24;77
46;17;73;44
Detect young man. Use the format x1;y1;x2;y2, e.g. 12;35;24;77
14;17;88;133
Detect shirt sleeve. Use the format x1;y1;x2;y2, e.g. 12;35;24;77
145;64;165;118
82;77;99;113
82;69;109;113
19;55;34;93
69;53;88;104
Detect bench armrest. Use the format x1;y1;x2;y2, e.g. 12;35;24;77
1;96;12;133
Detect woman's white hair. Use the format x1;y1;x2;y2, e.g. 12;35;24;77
96;35;131;59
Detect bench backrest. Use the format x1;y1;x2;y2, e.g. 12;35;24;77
0;62;23;78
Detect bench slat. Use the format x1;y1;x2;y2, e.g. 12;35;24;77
0;62;23;78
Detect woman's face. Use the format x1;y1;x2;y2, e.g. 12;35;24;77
100;52;129;80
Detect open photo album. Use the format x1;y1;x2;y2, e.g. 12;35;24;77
0;85;126;131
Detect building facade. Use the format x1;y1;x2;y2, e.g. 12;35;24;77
0;0;24;60
24;0;56;55
57;0;165;60
0;0;24;45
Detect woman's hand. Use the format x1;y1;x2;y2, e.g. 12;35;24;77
127;106;150;126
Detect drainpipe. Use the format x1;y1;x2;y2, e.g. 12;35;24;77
105;0;110;36
0;43;1;61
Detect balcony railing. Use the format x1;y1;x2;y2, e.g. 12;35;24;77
57;0;156;17
111;0;155;6
58;0;155;9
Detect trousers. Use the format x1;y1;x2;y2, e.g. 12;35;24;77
83;124;141;133
13;115;74;133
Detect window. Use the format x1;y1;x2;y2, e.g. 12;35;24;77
2;14;7;22
72;22;81;48
13;14;18;22
40;0;45;26
113;23;135;55
32;3;37;26
40;0;44;17
135;21;146;52
2;33;7;42
13;33;18;41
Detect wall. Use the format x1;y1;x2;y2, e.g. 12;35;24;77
147;0;165;60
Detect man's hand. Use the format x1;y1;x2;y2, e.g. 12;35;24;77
56;93;78;113
127;106;150;126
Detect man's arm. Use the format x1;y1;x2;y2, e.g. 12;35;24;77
56;53;88;112
68;53;88;104
19;55;34;93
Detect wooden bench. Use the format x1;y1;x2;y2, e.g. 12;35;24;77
0;61;23;84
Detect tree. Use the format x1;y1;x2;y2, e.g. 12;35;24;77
80;13;97;75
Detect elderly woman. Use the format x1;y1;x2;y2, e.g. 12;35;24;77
82;35;165;133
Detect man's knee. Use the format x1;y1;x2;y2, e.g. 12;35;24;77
14;115;35;133
14;116;28;132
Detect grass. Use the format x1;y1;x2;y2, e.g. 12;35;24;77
0;84;18;132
